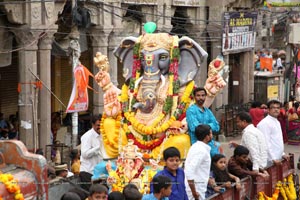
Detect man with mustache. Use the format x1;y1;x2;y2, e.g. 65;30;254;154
186;87;220;148
257;100;289;165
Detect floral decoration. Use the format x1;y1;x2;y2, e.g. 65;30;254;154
0;173;24;200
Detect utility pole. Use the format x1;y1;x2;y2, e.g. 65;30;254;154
68;27;81;148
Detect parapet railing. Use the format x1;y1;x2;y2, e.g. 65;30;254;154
206;154;295;200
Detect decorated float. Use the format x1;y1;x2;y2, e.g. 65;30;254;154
0;23;296;200
92;22;228;193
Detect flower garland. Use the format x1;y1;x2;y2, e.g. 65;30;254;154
127;132;166;150
101;79;193;151
258;174;297;200
126;35;180;114
118;80;194;150
123;80;194;136
108;166;156;194
0;173;24;200
100;113;122;149
103;34;194;151
124;112;176;135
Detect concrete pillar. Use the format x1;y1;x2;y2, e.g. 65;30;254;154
38;34;53;152
90;28;112;115
17;35;39;150
241;51;254;103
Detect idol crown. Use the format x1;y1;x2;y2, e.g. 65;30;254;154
140;33;174;52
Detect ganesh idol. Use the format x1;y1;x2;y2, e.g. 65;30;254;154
94;24;227;159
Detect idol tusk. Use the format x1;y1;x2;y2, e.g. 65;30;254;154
159;75;165;90
135;76;143;89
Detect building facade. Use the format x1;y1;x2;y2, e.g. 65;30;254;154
0;0;257;151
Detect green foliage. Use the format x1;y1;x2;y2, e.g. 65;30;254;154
163;96;173;114
173;80;180;94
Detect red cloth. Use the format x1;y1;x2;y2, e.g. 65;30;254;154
249;108;266;127
288;108;300;131
278;108;288;143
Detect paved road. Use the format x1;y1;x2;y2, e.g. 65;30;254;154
219;134;300;173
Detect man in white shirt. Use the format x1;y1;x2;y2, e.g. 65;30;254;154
230;112;268;173
257;100;289;165
185;124;212;200
79;114;107;191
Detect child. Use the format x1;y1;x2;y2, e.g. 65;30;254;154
108;191;125;200
228;145;269;179
151;147;188;200
88;184;108;200
60;192;81;200
205;154;241;198
143;175;172;200
123;184;143;200
70;149;80;175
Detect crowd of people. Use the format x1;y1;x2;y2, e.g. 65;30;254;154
56;88;291;200
0;87;293;200
0;112;19;140
249;96;300;144
254;48;286;73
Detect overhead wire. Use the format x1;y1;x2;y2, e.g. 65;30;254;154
0;0;68;53
0;1;292;53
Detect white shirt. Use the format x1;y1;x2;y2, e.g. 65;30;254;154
80;128;107;174
241;124;268;170
276;58;283;68
257;115;285;162
184;141;211;200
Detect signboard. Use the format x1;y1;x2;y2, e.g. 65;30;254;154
267;85;278;99
222;11;258;54
172;0;205;6
122;0;158;5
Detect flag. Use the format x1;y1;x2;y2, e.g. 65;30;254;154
66;64;93;113
260;57;273;72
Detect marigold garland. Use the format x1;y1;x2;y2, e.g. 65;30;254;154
108;165;156;194
102;34;195;151
127;132;166;150
258;174;297;200
100;113;122;148
0;173;24;200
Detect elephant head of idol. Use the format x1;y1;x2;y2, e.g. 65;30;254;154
114;31;208;114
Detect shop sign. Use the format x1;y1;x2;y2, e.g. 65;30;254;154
222;11;258;54
172;0;205;6
121;0;158;5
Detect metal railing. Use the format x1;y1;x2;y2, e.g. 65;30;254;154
215;103;252;137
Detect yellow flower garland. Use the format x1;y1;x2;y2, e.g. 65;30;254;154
100;113;122;148
123;80;195;136
100;80;195;152
120;84;129;103
0;173;24;200
258;174;297;200
108;166;156;194
124;112;175;135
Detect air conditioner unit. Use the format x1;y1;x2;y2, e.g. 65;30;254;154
289;23;300;44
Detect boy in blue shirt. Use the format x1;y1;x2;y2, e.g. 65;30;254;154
150;147;188;200
143;175;172;200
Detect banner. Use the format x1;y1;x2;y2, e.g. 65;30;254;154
66;64;93;113
222;11;258;54
260;57;273;72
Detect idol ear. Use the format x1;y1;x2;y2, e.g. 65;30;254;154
178;36;208;86
113;36;137;83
